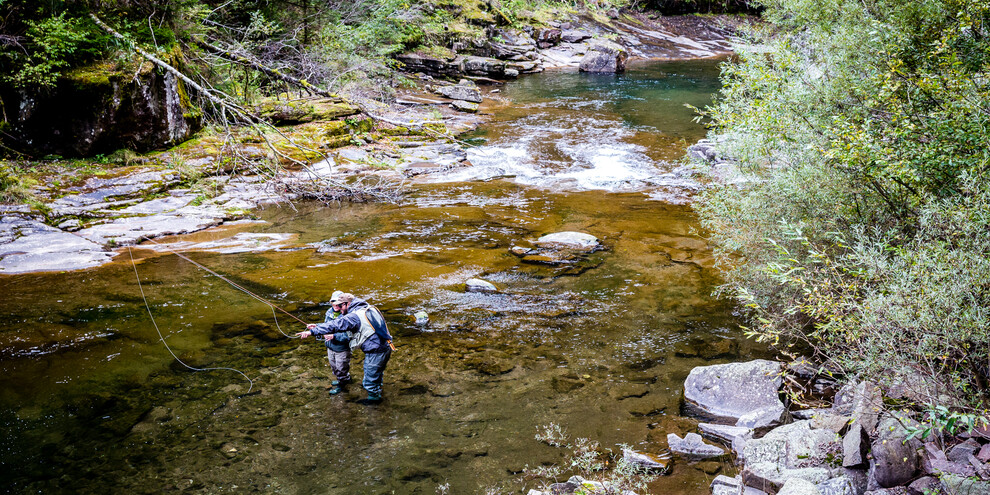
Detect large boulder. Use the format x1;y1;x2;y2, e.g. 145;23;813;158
436;79;482;103
579;39;628;73
832;381;883;433
683;359;786;430
870;413;922;488
534;28;562;48
459;56;508;78
742;420;842;493
4;59;201;156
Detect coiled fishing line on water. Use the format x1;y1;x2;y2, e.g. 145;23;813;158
128;246;255;393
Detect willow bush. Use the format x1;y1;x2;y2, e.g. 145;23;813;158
698;0;990;412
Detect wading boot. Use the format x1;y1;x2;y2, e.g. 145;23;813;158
358;393;382;404
328;385;345;395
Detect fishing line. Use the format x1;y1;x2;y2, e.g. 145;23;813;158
128;246;254;393
137;235;307;333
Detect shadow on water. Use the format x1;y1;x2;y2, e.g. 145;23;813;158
0;59;771;494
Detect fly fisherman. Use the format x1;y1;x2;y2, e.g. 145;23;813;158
297;293;394;404
320;291;351;395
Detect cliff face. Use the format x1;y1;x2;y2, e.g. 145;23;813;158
4;59;201;157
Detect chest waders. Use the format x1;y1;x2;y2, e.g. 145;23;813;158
349;306;396;351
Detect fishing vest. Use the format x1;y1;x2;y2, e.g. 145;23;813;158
349;306;391;351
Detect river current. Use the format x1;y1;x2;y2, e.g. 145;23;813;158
0;59;770;494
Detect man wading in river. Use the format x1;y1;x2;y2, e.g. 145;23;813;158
297;293;394;404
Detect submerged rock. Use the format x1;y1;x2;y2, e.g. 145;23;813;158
622;448;672;473
413;311;429;325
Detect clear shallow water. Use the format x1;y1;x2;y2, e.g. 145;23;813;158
0;59;768;494
441;59;723;191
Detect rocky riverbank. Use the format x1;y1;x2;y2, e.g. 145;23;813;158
0;14;740;275
534;357;990;495
682;360;989;495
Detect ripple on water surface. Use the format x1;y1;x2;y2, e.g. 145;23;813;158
436;58;725;193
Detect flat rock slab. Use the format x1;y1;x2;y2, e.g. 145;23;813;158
0;217;114;273
683;359;785;429
699;423;753;446
142;232;296;254
77;208;226;246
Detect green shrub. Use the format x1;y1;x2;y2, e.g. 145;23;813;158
697;0;990;413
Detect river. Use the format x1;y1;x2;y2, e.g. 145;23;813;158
0;58;771;494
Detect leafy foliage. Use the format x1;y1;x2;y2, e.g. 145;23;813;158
698;0;990;413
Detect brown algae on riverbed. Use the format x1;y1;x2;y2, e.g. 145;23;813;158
0;183;765;494
0;59;763;494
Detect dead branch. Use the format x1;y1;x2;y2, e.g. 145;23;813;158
193;38;344;101
88;13;404;204
89;13;260;125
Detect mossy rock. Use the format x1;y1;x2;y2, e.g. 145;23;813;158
320;120;350;137
347;117;374;134
323;135;353;149
255;98;361;125
376;126;411;137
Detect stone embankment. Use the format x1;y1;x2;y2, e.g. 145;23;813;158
399;14;740;114
680;359;990;495
398;13;739;81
